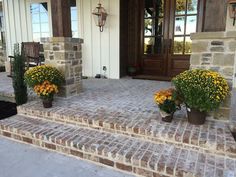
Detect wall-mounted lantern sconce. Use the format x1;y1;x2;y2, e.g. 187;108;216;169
92;2;108;32
228;0;236;25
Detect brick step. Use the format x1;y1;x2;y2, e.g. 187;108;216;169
0;115;236;177
18;101;236;158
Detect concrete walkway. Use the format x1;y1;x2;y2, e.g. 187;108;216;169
0;136;134;177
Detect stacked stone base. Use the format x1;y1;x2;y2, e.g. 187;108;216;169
190;31;236;121
41;37;83;98
1;115;236;177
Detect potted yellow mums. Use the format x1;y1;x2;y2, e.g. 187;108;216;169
172;69;229;125
24;65;64;108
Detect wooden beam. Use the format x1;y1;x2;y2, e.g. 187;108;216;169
51;0;72;37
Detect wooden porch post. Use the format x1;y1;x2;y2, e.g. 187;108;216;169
51;0;72;37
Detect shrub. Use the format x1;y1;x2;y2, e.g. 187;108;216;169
12;44;27;105
172;69;229;112
24;65;64;88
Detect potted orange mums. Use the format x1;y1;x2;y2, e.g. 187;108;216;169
154;88;178;122
33;81;59;108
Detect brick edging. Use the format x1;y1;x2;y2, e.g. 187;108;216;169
18;107;236;159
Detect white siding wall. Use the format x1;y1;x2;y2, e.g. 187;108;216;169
79;0;120;79
3;0;29;56
3;0;120;79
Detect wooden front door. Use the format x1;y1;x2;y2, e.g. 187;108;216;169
141;0;204;79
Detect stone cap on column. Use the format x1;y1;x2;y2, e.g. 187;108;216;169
40;37;84;44
191;31;236;40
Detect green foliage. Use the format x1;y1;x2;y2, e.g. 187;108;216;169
12;43;27;105
172;69;230;112
159;99;177;114
24;65;64;88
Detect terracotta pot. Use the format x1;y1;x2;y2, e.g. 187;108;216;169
160;110;174;123
42;99;53;108
187;108;206;125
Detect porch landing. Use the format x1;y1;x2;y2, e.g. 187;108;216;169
1;75;236;176
0;72;14;102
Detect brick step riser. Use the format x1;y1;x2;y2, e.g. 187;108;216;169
0;127;182;177
18;107;236;158
1;115;235;177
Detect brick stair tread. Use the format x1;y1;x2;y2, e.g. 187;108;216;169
1;115;236;177
18;101;236;157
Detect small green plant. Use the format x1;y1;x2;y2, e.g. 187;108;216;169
172;69;230;112
12;43;27;105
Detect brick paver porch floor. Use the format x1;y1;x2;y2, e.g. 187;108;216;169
17;78;236;157
0;72;236;176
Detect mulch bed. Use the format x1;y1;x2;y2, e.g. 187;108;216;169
0;101;17;120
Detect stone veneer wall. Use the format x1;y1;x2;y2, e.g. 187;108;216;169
190;31;236;121
41;37;83;98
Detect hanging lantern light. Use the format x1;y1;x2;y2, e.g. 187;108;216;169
92;2;108;32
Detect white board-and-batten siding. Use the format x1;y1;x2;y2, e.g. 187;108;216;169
3;0;120;79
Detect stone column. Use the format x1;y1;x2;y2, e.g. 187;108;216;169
41;37;83;98
190;32;236;121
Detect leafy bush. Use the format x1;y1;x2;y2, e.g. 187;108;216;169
12;44;27;105
24;65;64;88
172;69;229;112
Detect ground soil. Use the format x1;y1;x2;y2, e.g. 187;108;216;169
0;101;17;119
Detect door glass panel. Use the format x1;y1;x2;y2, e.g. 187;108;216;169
173;0;199;55
145;0;164;17
144;19;154;36
187;0;198;14
185;37;192;54
144;18;163;36
144;37;163;54
174;37;184;55
144;0;164;55
155;18;164;36
186;16;197;34
175;0;186;15
174;17;185;35
154;0;164;17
